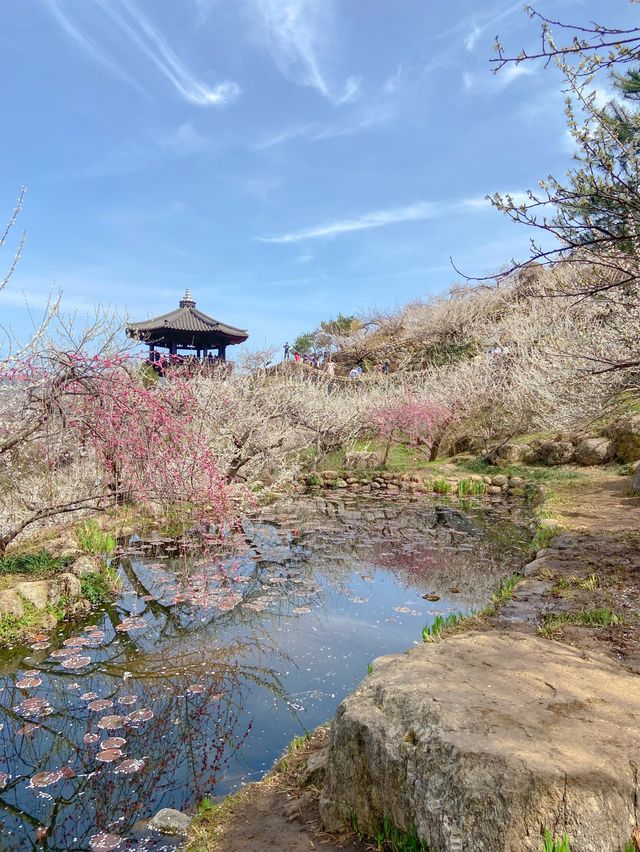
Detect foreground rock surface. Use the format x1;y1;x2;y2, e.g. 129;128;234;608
320;631;640;852
148;808;192;835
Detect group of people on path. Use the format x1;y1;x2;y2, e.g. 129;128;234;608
283;341;390;378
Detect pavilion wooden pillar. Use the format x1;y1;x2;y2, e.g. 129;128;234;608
218;345;227;360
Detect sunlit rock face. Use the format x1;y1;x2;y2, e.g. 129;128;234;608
320;631;640;851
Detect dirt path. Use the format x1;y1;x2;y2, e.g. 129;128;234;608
553;468;640;533
187;727;366;852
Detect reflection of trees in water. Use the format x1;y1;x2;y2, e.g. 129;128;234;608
253;496;528;606
0;495;527;850
0;623;287;851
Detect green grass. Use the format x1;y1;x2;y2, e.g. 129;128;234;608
542;828;571;852
422;612;467;641
349;813;428;852
530;523;564;553
0;550;72;578
488;574;521;609
76;520;116;557
539;608;623;639
457;478;486;497
456;458;583;486
367;662;374;675
81;572;113;606
432;478;451;495
373;817;428;852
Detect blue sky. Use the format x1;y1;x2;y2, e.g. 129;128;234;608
1;0;635;356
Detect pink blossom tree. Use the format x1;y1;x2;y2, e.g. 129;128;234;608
366;395;455;466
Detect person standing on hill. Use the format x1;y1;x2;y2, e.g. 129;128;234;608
382;359;390;375
294;351;301;363
284;341;290;360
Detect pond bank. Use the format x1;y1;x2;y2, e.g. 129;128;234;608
188;472;640;852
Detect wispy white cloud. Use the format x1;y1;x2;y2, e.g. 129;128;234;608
41;0;147;94
464;25;482;52
158;122;210;156
255;103;392;149
463;62;535;93
461;191;532;209
382;65;403;95
246;0;358;103
258;202;438;243
44;0;240;106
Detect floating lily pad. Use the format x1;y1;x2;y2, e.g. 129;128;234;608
18;723;40;736
293;606;311;614
125;708;153;724
101;737;126;750
90;832;122;851
62;656;91;670
115;617;146;633
0;773;9;788
96;749;123;763
97;715;125;731
83;733;100;745
16;676;42;689
117;695;138;706
88;699;113;713
63;636;90;647
15;697;52;718
49;648;77;658
30;769;66;788
81;692;99;701
185;684;205;695
113;758;145;775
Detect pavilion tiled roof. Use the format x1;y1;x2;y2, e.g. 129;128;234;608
127;290;248;344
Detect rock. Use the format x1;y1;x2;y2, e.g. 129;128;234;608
52;572;82;600
320;632;640;851
345;450;383;470
0;590;24;618
302;747;330;787
574;437;614;466
321;470;339;479
487;485;502;495
335;479;348;489
148;808;192;835
508;476;525;487
632;465;640;495
13;581;52;610
607;413;640;463
70;555;101;578
67;598;92;617
490;474;508;487
492;443;527;464
534;440;575;466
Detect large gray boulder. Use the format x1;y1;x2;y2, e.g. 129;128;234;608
148;808;192;835
320;632;640;851
0;590;24;618
532;439;575;466
574;437;614;466
607;413;640;463
13;580;51;610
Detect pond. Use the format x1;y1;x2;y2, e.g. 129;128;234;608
0;495;528;850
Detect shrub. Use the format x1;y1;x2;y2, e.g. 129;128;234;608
0;551;71;577
76;520;116;557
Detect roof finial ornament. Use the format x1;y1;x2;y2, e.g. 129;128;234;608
180;288;195;308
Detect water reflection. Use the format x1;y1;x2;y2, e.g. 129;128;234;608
0;495;527;850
